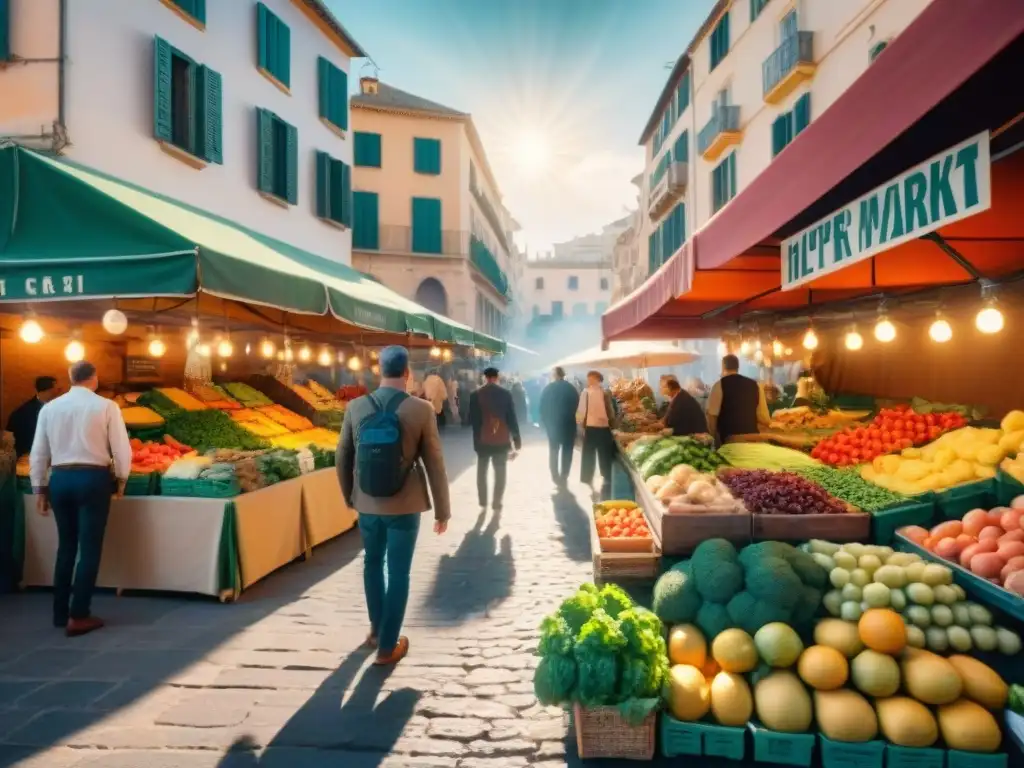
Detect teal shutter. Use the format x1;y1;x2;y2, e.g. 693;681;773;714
256;108;274;194
411;197;442;254
353;192;379;249
333;66;348;130
178;0;205;24
257;3;289;87
153;37;173;142
317;57;330;123
648;233;658;272
673;131;688;163
354;132;382;167
196;66;223;164
257;3;269;72
728;153;737;202
284;122;298;204
315;150;331;218
771;115;786;156
0;0;10;60
339;162;352;226
794;93;811;134
276;16;290;88
869;41;888;62
413;138;441;174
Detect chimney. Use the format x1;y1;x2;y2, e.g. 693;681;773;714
360;76;379;95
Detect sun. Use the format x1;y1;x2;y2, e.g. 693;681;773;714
513;130;552;178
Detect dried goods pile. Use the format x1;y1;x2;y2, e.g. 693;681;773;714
718;469;848;516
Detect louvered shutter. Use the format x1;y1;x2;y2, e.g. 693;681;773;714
257;3;269;72
196;66;223;164
276;15;290;88
256;108;275;194
153;37;174;142
315;150;331;218
794;93;811;134
1;0;11;60
284;121;298;204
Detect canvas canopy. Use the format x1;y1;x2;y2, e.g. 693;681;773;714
549;341;698;371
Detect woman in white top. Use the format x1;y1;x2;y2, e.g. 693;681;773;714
576;370;618;496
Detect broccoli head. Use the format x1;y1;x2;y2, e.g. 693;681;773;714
696;601;732;640
559;584;602;634
744;556;802;611
787;548;829;590
727;590;792;635
598;583;634;619
738;541;794;568
534;654;578;706
790;585;823;627
652;563;701;625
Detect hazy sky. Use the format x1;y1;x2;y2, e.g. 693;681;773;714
331;0;715;254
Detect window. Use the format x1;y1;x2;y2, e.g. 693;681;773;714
315;151;351;228
317;56;348;133
153;37;222;165
659;203;686;263
413;137;442;175
648;232;659;273
161;0;205;28
352;191;379;249
567;276;579;291
676;71;691;119
595;301;608;315
535;277;544;290
869;40;889;62
673;131;689;164
256;2;290;91
771;93;811;157
712;153;737;212
750;0;770;22
0;0;9;60
600;277;609;291
572;303;587;317
552;301;564;318
256;108;297;204
709;10;730;71
354;132;382;168
411;197;442;254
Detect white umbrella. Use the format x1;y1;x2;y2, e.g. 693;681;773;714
549;341;699;371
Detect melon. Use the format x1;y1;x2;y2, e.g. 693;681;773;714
901;650;962;705
814;689;878;743
754;622;804;668
712;628;759;674
814;618;864;658
710;671;753;727
850;649;900;697
858;608;907;655
875;697;939;747
946;655;1008;710
754;670;812;733
667;664;711;721
797;645;849;691
669;625;707;668
937;699;1002;753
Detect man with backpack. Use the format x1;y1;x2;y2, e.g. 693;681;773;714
337;346;450;666
469;367;521;512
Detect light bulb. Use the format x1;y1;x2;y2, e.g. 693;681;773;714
245;343;251;356
102;309;128;335
64;340;85;363
874;318;896;343
772;339;783;357
739;340;751;355
19;318;44;344
753;349;764;362
429;346;442;358
148;338;167;358
260;339;276;358
197;343;211;357
802;329;818;350
754;339;762;351
276;351;284;361
442;348;453;362
348;357;362;371
929;317;953;343
975;306;1004;334
318;349;332;366
845;330;864;351
717;341;727;355
298;346;312;362
217;339;233;357
784;347;793;356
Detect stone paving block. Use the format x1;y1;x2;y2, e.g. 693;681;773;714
418;697;517;720
0;649;99;678
457;758;531;768
426;717;490;741
0;709;41;740
64;650;197;681
395;737;467;757
466;739;538;757
0;745;83;768
0;681;45;707
17;681;119;709
464;668;519;686
66;750;233;768
2;709;97;748
211;668;332;690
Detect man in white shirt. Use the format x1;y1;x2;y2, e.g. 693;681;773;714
30;361;132;637
576;370;618;497
422;371;450;430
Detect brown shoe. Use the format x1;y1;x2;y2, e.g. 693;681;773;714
66;617;104;637
373;636;409;666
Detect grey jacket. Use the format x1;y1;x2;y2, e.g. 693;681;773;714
336;388;451;522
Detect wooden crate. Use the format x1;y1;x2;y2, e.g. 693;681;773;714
574;704;656;760
589;511;660;584
753;510;870;542
660;509;752;556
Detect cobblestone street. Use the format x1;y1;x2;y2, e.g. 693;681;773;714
0;429;603;768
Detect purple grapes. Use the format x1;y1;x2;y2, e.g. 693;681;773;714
718;469;847;515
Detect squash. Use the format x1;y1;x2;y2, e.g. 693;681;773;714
858;608;906;655
667;665;710;721
946;655;1008;710
711;628;758;674
668;625;707;668
850;649;900;697
937;699;1002;752
754;670;812;733
797;646;848;691
710;671;753;727
875;697;939;747
900;649;962;705
814;689;878;743
120;406;165;428
814;619;864;658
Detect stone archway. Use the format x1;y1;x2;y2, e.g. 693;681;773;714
415;277;448;317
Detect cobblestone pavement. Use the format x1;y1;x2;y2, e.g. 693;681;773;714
0;428;609;768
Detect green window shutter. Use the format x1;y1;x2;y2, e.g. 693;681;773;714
411;197;442;254
794;93;811;134
413;138;441;174
257;3;269;72
284;122;298;204
257;3;289;87
648;233;657;272
354;132;382;167
256;108;275;194
195;66;223;164
673;132;688;163
317;57;330;122
353;192;379;249
276;16;291;88
869;41;888;62
1;0;11;60
315;150;331;218
771;115;786;156
333;66;348;130
728;153;737;202
153;37;173;142
340;162;352;226
178;0;205;24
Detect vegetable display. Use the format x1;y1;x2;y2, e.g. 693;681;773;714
258;405;314;432
595;506;651;540
717;442;820;471
130;435;192;474
813;405;967;467
792;465;906;513
223;382;274;408
188;384;241;410
336;385;368;402
165;410;270;453
647;464;740;513
120;406;165;428
631;435;728;479
155;387;208;412
718;469;848;515
230;409;291;438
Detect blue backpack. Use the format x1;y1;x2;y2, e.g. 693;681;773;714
356;392;409;497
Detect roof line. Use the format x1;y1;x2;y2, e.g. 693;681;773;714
293;0;369;59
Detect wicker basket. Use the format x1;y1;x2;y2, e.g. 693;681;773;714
573;704;656;760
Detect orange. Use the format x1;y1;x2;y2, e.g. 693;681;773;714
858;609;907;655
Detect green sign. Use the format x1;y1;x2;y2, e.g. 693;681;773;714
781;131;991;290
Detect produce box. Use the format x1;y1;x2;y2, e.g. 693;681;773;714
661;506;751;555
946;750;1008;768
573;703;656;760
594;501;654;553
935;480;997;522
819;734;884;768
243;375;327;426
660;714;745;760
160;476;240;499
589;502;660;585
124;473;157;497
753;511;870;543
749;723;815;767
871;494;936;546
996;469;1024;506
884;744;945;768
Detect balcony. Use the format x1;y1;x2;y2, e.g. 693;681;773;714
648;161;688;221
763;31;815;104
470;236;511;299
698;106;742;161
353;224;469;257
469;180;511;253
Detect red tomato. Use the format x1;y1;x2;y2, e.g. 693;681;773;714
828;453;840;464
928;426;943;440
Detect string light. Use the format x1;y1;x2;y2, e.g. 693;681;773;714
347;356;363;371
197;343;211;357
102;309;128;335
260;339;276;358
64;339;85;363
244;343;251;356
802;328;819;350
442;348;453;362
976;304;1004;334
739;340;751;355
317;348;332;366
429;346;442;358
929;316;953;343
771;339;783;357
845;328;864;351
148;338;167;358
217;338;233;358
298;345;312;362
18;317;44;344
874;317;896;343
284;346;294;362
784;347;794;356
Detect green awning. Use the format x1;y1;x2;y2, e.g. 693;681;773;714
0;146;504;352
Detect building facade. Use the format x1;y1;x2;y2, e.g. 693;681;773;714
349;78;515;337
610;175;644;302
634;0;934;289
0;0;364;260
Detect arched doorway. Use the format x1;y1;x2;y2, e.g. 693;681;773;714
415;277;448;316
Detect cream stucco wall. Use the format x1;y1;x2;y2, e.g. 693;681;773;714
524;263;612;318
0;0;355;262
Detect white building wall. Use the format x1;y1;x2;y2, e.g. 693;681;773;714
523;263;612;318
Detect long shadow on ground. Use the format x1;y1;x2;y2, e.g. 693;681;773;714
551;488;593;563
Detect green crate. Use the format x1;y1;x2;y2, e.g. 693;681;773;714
871;494;936;545
820;735;885;768
160;477;239;499
702;722;746;760
660;715;746;761
946;751;1007;768
885;744;945;768
749;723;815;767
660;713;702;757
935;480;996;521
996;469;1024;506
123;474;155;497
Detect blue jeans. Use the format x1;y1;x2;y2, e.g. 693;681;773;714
49;467;112;623
359;512;420;654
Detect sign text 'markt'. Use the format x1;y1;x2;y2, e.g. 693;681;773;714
781;131;991;291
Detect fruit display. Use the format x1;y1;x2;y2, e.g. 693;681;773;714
594;504;652;540
230;409;290;438
188;384;241;410
222;382;274;408
291;382;342;412
258;405;314;432
270;428;340;451
612;378;661;436
718;469;849;515
155;387;208;412
717;442;821;471
629;435;728;480
120;406;165;429
792;465;907;513
664;625;755;726
129;435;193;474
306;380;336;402
807;539;1022;654
1002;453;1024;484
652;539;828;639
646;464;742;513
812;405;968;467
900;500;1024;594
770;407;870;432
165;410;270;453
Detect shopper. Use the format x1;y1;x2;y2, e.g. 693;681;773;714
423;369;449;430
661;377;709;436
577;370;618;495
338;346;450;666
6;376;59;456
539;367;580;488
30;361;132;637
707;354;771;445
469;367;521;512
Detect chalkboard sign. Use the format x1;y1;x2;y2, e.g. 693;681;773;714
125;356;161;383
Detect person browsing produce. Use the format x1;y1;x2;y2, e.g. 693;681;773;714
707;354;770;445
6;375;59;456
337;345;450;666
660;377;708;437
576;370;618;496
30;361;133;637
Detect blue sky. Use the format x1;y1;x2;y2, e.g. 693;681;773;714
330;0;715;254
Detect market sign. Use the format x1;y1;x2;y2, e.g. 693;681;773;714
781;131;991;291
0;274;86;299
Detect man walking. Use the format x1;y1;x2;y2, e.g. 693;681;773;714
539;367;580;488
30;361;132;636
577;370;618;496
338;346;450;666
469;367;521;512
6;376;60;456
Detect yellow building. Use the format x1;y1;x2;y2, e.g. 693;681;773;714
350;77;515;337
